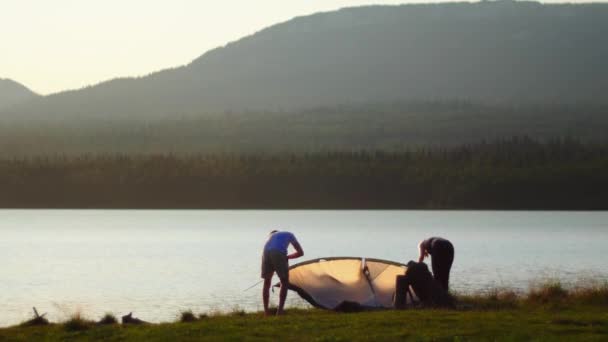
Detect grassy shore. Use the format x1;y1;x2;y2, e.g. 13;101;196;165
1;283;607;341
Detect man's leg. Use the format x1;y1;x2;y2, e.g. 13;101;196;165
272;250;290;316
277;276;289;315
261;250;275;316
262;275;273;316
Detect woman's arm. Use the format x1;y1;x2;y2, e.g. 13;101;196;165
418;240;428;263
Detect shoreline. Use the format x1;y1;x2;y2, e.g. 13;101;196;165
1;282;606;340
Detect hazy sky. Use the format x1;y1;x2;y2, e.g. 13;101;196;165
0;0;600;95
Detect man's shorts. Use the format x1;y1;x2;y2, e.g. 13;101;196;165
261;249;289;280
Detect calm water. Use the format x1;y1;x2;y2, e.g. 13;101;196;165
0;210;607;326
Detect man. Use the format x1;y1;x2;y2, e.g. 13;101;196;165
418;237;454;291
261;230;304;316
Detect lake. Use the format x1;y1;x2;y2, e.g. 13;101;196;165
0;210;606;326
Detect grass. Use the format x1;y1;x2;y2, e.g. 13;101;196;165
456;281;608;310
455;288;521;310
0;283;606;341
1;306;606;341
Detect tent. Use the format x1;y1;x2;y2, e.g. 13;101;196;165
288;257;413;310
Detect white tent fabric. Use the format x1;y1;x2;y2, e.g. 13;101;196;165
288;257;409;309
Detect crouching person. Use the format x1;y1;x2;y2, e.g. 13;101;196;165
394;261;454;309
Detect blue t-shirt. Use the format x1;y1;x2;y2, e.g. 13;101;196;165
264;231;298;254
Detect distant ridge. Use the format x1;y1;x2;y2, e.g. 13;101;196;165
0;78;39;111
3;2;608;121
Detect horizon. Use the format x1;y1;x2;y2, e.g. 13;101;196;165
1;0;604;95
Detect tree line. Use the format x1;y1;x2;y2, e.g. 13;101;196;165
1;137;606;209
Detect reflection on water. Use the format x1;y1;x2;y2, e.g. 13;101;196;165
0;210;607;326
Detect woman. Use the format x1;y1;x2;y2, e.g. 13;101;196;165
418;237;454;291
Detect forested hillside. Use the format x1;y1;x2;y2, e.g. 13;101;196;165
1;103;606;156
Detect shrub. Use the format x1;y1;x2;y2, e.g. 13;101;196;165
571;282;608;305
19;308;50;327
63;313;94;331
527;281;568;304
180;310;198;323
98;313;118;325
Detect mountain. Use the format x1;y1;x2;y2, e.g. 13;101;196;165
0;79;39;111
3;1;608;121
